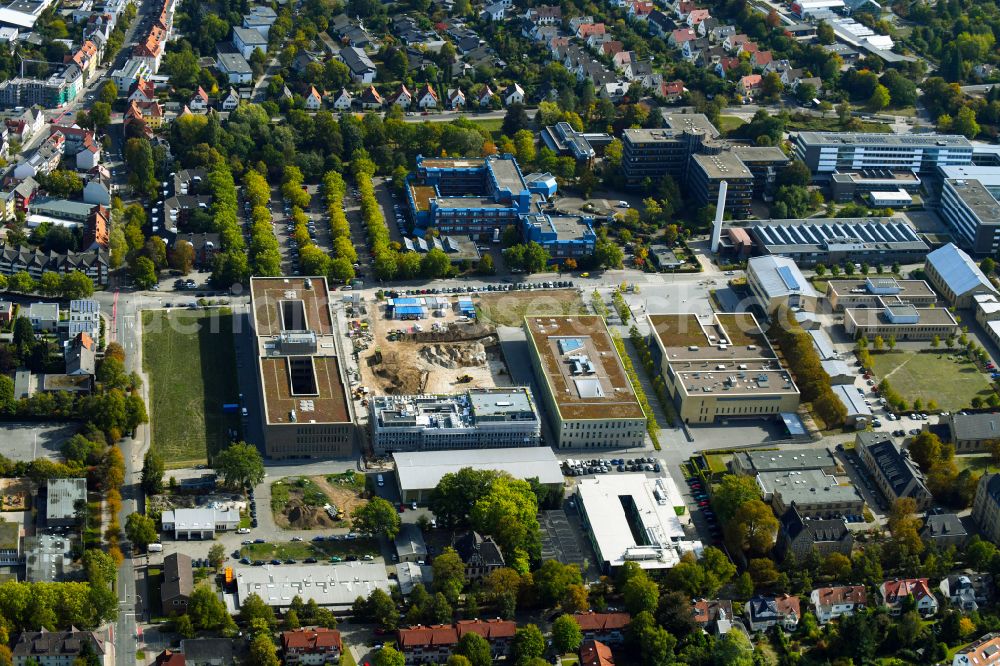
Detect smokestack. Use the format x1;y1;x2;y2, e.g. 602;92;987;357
710;180;728;254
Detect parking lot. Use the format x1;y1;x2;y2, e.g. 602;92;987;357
0;422;78;461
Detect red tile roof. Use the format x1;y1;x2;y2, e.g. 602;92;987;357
455;619;515;640
580;640;614;666
154;651;185;666
397;625;459;648
281;628;342;652
814;585;866;607
572;612;631;632
882;578;934;604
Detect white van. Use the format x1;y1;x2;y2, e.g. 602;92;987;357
377;474;384;487
147;543;163;552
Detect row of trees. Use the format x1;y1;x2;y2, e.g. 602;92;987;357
768;306;848;428
302;170;356;283
209;164;251;287
0;270;94;300
245;169;282;277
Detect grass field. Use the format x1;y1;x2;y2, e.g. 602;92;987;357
466;117;503;133
955;455;995;475
477;289;586;326
240;538;379;561
142;309;240;468
870;351;993;412
718;115;746;133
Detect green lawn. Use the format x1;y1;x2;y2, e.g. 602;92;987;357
955;454;996;475
465;117;503;133
142;309;241;468
270;477;330;511
718;115;746;133
870;351;994;411
146;567;162;622
240;538;380;561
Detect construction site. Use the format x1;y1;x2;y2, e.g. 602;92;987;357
350;294;522;397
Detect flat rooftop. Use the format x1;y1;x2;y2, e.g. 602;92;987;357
410;185;436;212
733;447;837;473
524;315;645;421
234;561;390;609
372;388;538;430
757;469;861;506
251;277;334;337
251;277;351;428
945;178;1000;225
576;474;702;570
548;215;593;240
434;197;509;209
649;313;798;396
795;132;973;148
392;447;563;491
832;169;921;184
745;218;927;252
420;158;485;169
845;306;958;327
691;151;752;179
730;145;790;164
487;156;526;193
622;127;694;144
826;279;936;299
662;112;720;138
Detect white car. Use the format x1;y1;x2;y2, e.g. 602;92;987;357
236;528;251;534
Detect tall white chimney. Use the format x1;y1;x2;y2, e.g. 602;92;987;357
710;180;728;254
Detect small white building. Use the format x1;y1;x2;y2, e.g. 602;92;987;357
68;299;100;340
332;88;352;110
304;86;323;110
161;507;240;539
502;83;525;106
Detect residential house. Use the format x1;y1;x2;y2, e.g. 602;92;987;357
6;108;44;142
445;88;465;109
686;8;711;26
233;26;268;59
453;531;504;580
580;640;614;666
127;77;156;103
810;585;866;624
940;573;993;613
243;6;278;37
920;513;968;549
83;173;112;207
161;553;193;616
179;639;235;666
153;651;185;666
739;74;762;96
220;88;240;111
954;634;1000;666
572;613;631;646
752;50;773;69
339;46;377;84
568;16;595;33
361;86;384;109
0;300;14;324
394;524;428;564
745;594;800;632
332;88;352;110
65;330;97;376
12;630;111;666
724;33;751;51
76;134;101;171
68;299;100;340
692;599;734;635
777;507;853;561
708;24;737;42
281;628;342;665
674;0;696;19
648;11;673;38
661;79;685;102
629;1;655;20
669;28;697;47
416;84;438;109
397;620;515;665
525;5;561;24
477;86;494;107
305;87;323;111
880;578;939;617
29;302;59;332
481;2;505;21
502;83;525;106
188;87;209;111
576;23;606;40
215;52;252;85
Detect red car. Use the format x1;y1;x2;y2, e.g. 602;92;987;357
397;504;405;513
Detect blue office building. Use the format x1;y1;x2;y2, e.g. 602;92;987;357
406;155;596;260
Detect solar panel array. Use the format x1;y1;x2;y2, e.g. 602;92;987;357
752;220;920;248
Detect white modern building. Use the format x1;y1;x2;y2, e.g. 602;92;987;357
792;132;974;175
392;447;563;503
747;255;818;314
575;473;702;572
161;507;240;539
234;561;390;612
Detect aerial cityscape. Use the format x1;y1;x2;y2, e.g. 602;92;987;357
0;0;999;663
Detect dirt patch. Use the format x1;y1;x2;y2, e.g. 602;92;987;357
368;337;507;394
272;475;368;530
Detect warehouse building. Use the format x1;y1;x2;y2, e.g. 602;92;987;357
924;243;997;308
524;315;646;449
832;384;872;429
746;255;818;314
843;303;959;340
575;473;702;572
391;447;563;502
647;313;801;425
250;277;356;459
824;278;937;311
234;562;390;612
738;217;928;267
369;388;541;454
792;132;973;175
